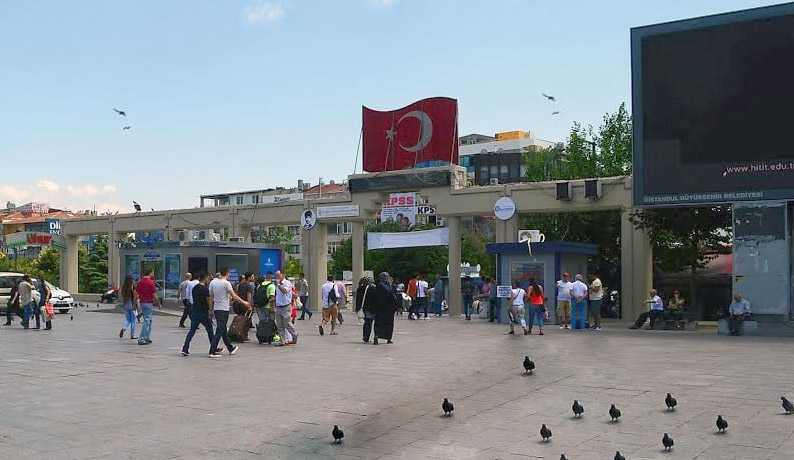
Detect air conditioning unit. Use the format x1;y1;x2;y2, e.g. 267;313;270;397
518;230;532;242
228;236;244;243
584;179;601;200
489;178;499;185
177;230;187;242
556;181;572;201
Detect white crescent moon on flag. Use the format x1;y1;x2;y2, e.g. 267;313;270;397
397;110;433;152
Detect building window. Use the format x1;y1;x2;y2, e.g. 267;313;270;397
235;196;243;205
218;198;229;206
510;163;520;179
336;222;352;235
287;225;300;236
327;242;340;255
252;195;260;204
520;164;527;179
490;165;499;177
287;244;300;255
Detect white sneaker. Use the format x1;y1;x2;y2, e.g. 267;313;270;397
230;345;239;355
564;325;570;330
595;327;602;331
208;353;222;358
560;325;565;329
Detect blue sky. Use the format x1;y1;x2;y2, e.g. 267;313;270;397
0;0;782;213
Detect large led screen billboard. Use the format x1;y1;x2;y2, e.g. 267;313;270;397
632;4;794;205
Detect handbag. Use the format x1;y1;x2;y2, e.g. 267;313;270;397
44;303;55;320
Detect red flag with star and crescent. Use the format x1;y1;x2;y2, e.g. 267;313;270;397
362;97;459;172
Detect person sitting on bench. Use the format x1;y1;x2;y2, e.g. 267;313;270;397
727;293;751;336
630;289;665;329
664;290;686;329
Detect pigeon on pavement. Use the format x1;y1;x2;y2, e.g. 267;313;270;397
332;425;344;444
782;396;794;414
662;433;674;452
523;356;535;375
665;393;677;411
614;451;625;460
716;415;728;432
572;400;584;418
540;424;552;442
609;404;621;422
560;454;568;460
442;398;454;416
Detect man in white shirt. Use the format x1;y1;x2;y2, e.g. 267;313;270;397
629;289;664;330
320;275;342;336
588;275;604;331
273;271;297;345
416;274;430;319
208;268;249;357
556;272;573;329
508;282;528;335
570;274;589;330
177;272;193;328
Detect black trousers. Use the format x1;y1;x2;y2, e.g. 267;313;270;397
179;300;191;326
363;316;374;341
633;310;664;328
210;310;234;353
728;314;745;335
416;297;428;318
183;312;214;353
299;295;312;319
5;304;14;324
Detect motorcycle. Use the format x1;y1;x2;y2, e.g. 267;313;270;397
100;287;119;304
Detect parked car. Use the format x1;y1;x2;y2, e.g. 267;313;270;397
0;272;75;315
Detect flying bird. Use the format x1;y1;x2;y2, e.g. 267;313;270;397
662;433;674;452
614;451;625;460
665;393;677;411
113;108;127;117
133;201;142;212
442;398;454;417
523;356;535;375
782;396;794;414
540;424;552;442
716;415;728;433
122;126;131;130
332;425;344;444
552;111;561;115
609;404;621;422
572;400;584;418
542;93;556;102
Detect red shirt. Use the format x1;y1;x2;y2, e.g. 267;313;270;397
137;276;157;303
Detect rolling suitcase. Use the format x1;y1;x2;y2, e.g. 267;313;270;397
256;317;276;344
228;311;251;342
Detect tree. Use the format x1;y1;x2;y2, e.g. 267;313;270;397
630;206;732;314
255;226;295;250
34;247;60;285
79;236;108;293
284;256;303;278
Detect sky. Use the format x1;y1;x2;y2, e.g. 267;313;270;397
0;0;784;213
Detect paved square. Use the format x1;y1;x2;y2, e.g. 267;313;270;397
1;310;793;459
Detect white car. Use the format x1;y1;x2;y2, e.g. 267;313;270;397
0;272;75;314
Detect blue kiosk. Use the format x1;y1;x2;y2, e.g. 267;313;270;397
486;241;598;324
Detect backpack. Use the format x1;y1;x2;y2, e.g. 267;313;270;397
327;283;338;304
253;281;274;308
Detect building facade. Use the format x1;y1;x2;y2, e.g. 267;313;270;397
459;130;556;186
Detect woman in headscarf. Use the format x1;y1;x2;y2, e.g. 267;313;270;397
373;272;398;345
355;276;376;343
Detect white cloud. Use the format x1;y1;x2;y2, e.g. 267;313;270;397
36;179;60;192
0;179;124;214
369;0;397;7
243;1;285;25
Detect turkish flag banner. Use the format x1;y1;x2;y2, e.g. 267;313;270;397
362;97;459;172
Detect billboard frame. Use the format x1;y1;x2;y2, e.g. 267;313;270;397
631;2;794;207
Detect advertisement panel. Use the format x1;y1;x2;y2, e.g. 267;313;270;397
316;205;360;219
381;192;417;228
259;248;282;276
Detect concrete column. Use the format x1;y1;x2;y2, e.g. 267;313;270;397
108;232;124;289
447;216;462;317
494;215;519;243
352;221;365;284
60;235;79;293
620;209;653;321
303;223;328;313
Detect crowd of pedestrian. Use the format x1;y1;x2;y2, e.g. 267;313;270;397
4;274;54;330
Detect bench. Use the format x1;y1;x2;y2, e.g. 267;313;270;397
718;319;759;336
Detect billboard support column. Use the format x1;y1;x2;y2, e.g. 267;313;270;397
352;221;365;286
304;223;327;314
60;235;79;293
108;232;124;290
495;215;519;243
448;216;462;317
620;209;653;321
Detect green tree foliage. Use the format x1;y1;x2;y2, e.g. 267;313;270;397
0;248;60;285
255;226;295;250
284;256;303;278
79;236;108;293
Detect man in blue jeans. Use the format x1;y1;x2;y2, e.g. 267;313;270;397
181;273;215;356
136;269;159;345
569;274;589;330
